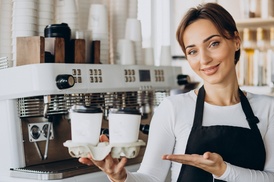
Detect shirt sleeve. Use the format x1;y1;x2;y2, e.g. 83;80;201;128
213;163;274;182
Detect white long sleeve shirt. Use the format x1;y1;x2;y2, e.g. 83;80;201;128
124;90;274;182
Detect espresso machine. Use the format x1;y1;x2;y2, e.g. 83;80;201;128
0;63;183;182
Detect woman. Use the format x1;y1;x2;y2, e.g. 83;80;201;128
79;3;274;182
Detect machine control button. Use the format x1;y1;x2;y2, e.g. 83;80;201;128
161;70;164;75
77;69;81;75
72;69;76;75
56;74;75;89
78;77;82;83
98;69;102;75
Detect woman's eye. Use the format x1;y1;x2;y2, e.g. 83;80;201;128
210;41;220;47
187;50;196;55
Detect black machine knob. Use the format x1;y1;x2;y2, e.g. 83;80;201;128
177;74;190;85
140;124;150;135
56;74;75;89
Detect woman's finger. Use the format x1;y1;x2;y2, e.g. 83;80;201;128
78;157;94;166
116;157;128;170
100;134;109;142
162;154;203;164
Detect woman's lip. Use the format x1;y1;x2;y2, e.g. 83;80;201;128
200;64;219;75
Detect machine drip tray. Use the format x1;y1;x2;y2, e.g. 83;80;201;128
10;159;100;180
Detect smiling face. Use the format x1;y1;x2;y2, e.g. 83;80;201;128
183;19;240;86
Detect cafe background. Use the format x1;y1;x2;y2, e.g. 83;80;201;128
0;0;273;182
147;0;274;96
0;0;273;95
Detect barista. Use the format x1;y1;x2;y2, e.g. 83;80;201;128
79;3;274;182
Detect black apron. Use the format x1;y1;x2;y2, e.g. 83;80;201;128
177;86;266;182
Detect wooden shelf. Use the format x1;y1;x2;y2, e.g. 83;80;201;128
236;17;274;30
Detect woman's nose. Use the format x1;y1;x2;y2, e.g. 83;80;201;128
199;49;212;64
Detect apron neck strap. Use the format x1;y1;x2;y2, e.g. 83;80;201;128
193;85;205;127
238;88;260;127
193;86;259;128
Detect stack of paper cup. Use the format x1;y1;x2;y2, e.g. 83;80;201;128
128;0;138;18
109;0;128;64
144;47;155;66
88;4;108;36
160;45;172;66
38;0;54;36
125;18;144;65
0;0;12;60
91;0;104;4
55;0;79;38
12;0;38;64
88;4;109;64
116;39;135;65
76;0;91;30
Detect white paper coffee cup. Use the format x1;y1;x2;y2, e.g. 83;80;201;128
108;108;141;144
69;105;103;145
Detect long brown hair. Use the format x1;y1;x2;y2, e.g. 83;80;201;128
176;3;241;64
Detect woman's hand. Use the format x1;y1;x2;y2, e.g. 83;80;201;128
162;152;227;177
78;135;128;182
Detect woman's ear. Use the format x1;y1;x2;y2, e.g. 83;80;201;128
234;31;241;50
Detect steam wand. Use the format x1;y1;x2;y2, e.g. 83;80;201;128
44;122;51;160
34;142;43;160
43;95;51;160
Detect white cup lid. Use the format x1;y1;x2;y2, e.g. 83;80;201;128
70;105;103;113
109;108;141;115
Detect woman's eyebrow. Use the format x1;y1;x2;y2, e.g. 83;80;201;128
185;34;221;50
203;34;220;43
